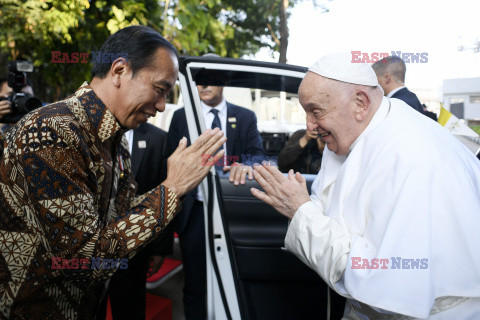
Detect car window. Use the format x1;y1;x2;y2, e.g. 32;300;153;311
222;86;307;157
152;60;323;175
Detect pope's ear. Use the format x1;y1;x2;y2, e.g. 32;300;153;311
354;90;370;121
110;57;130;88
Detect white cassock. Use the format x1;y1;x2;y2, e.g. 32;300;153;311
285;97;480;319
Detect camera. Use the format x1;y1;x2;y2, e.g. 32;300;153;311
0;61;42;123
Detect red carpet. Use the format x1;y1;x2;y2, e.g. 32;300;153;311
146;258;182;284
105;257;182;319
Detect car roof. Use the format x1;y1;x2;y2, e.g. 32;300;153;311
179;56;307;94
179;56;308;74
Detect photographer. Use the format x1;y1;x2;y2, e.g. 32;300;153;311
0;75;13;133
0;74;38;135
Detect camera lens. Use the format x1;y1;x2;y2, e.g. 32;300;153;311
13;93;43;114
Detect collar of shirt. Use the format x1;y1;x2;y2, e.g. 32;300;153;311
201;99;227;134
387;86;405;98
197;99;228;202
349;96;391;152
75;81;124;143
124;129;134;154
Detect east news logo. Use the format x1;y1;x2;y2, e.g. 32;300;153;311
351;257;429;269
51;257;128;270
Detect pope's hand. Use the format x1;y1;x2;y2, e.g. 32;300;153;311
250;164;310;219
162;128;226;197
224;163;253;185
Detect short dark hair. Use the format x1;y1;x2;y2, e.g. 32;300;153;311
91;25;179;79
372;56;406;83
0;75;7;86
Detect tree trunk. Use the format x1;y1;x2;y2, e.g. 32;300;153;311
278;0;289;63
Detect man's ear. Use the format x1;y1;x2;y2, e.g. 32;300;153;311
384;74;392;85
110;58;130;88
354;90;370;122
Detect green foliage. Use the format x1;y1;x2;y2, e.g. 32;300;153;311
470;125;480;135
0;0;307;101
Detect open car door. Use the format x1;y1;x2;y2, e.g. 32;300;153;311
178;56;345;320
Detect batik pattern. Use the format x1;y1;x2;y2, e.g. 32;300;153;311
0;82;180;319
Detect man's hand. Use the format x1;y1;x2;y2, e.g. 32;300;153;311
250;164;310;219
224;163;253;185
147;255;165;278
162;127;227;197
0;97;12;121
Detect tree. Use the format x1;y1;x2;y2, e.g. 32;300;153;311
0;0;258;100
0;0;330;101
218;0;330;63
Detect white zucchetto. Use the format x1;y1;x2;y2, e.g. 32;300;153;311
309;52;379;87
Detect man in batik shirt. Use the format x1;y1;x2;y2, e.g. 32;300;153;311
0;26;226;319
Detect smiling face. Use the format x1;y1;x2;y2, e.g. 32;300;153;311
109;47;178;129
196;85;224;107
299;73;369;156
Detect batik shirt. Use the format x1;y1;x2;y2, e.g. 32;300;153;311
0;82;181;319
0;124;13;156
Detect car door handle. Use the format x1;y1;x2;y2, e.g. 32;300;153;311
280;246;293;254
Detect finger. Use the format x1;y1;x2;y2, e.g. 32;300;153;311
198;128;222;151
207;150;226;169
252;167;276;195
235;166;246;185
189;128;216;152
0;104;11;110
232;165;242;185
240;167;248;185
250;187;274;206
295;172;306;186
170;137;188;158
204;149;225;169
288;169;295;180
234;166;246;185
223;165;231;172
229;165;237;182
204;134;226;156
263;162;286;184
248;167;253;180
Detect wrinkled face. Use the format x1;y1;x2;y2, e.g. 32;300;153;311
299;73;361;156
111;47;178;129
196;85;224;107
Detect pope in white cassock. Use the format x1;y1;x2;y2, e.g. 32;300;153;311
250;52;480;319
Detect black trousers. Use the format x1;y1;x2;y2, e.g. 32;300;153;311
96;247;150;320
178;200;207;320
